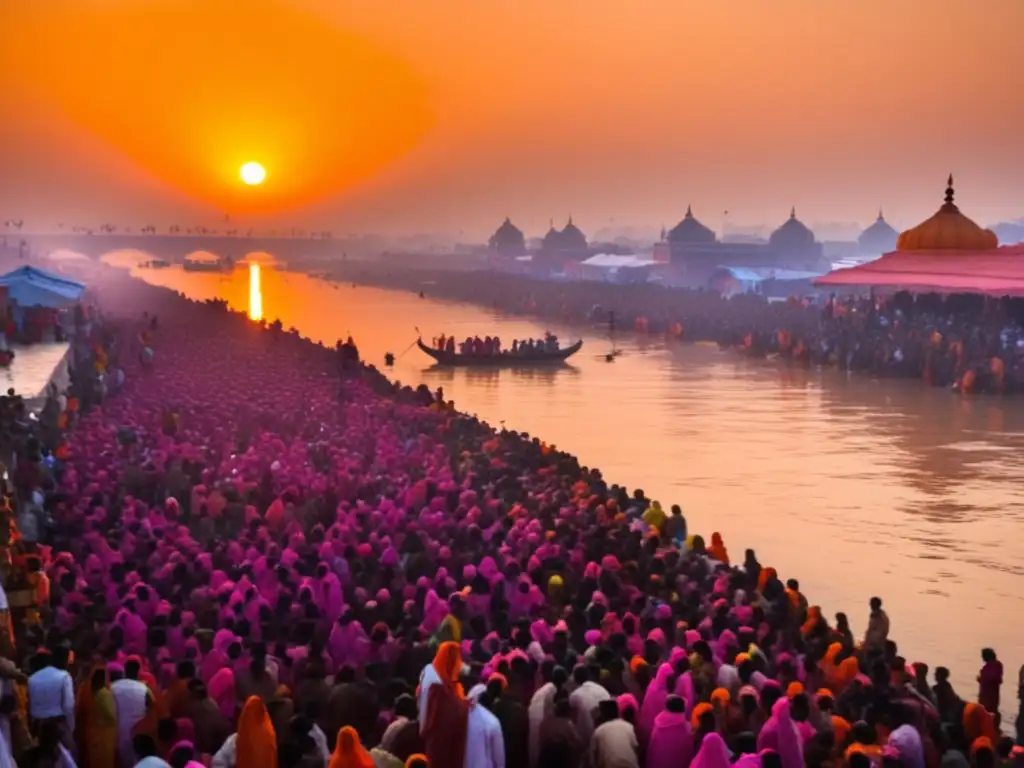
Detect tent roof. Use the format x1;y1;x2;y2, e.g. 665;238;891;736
814;244;1024;295
0;265;86;305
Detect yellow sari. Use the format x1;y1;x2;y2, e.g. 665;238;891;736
87;688;118;768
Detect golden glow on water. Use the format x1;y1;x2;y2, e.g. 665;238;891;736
127;260;1024;720
248;263;263;321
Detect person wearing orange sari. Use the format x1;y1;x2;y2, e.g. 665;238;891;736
708;533;729;565
421;642;469;768
329;726;375;768
236;696;277;768
77;667;118;768
962;702;998;745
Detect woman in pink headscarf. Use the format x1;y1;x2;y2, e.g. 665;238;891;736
691;733;732;768
756;697;803;768
647;695;693;768
637;663;674;747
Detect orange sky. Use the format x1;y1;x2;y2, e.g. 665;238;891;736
1;0;1022;238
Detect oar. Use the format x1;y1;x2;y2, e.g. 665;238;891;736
396;327;422;360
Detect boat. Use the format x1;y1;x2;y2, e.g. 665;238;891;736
417;338;583;366
142;259;171;269
183;258;226;272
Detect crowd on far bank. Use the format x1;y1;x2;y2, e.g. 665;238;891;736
0;257;1019;768
330;264;1024;394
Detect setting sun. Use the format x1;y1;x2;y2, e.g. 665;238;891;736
240;161;266;186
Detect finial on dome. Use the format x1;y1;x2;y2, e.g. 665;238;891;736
944;175;955;206
549;218;554;229
686;204;693;218
790;206;796;219
567;215;573;226
878;208;884;221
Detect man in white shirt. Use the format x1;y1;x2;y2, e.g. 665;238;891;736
111;660;151;768
466;685;505;768
27;647;75;749
568;664;610;752
590;700;638;768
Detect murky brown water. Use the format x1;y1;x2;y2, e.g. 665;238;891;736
116;254;1024;716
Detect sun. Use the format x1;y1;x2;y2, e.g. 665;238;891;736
240;161;266;186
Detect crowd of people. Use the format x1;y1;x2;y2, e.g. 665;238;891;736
430;334;563;358
334;265;1024;394
0;255;1020;768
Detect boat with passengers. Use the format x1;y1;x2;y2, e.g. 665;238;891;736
418;333;582;366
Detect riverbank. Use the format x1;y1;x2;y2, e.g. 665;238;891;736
321;261;1024;394
118;260;1023;738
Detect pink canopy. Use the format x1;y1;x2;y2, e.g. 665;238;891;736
815;244;1024;296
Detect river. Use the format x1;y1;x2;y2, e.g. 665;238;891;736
113;253;1024;715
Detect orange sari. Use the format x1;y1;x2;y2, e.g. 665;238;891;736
329;726;375;768
76;671;118;768
236;696;277;768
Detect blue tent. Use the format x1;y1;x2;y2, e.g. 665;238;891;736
0;265;86;308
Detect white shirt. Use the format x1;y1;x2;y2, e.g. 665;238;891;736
528;682;558;768
211;733;237;768
466;688;505;768
311;724;331;762
134;759;171;768
569;681;610;747
28;666;75;729
111;678;150;743
590;720;639;768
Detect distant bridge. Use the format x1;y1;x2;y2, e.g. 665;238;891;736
9;232;341;264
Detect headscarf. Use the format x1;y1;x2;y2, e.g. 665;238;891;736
962;702;997;744
888;725;925;768
432;641;465;699
756;697;803;768
236;696;277;768
330;726;375;768
692;732;733;768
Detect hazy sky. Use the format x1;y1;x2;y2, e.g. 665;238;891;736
2;0;1022;238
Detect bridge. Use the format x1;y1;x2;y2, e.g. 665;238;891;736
8;232;342;264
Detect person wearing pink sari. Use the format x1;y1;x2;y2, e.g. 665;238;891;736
207;666;236;720
756;698;803;768
637;664;674;748
647;696;693;768
691;733;732;768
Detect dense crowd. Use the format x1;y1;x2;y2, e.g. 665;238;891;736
0;259;1021;768
330;265;1024;394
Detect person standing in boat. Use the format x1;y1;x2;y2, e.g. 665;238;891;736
445;337;456;354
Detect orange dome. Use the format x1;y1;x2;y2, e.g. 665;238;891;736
896;176;999;252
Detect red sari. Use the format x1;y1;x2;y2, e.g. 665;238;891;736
422;642;470;768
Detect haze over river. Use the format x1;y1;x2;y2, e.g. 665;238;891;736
111;253;1024;716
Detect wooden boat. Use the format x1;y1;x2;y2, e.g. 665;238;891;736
417;339;583;366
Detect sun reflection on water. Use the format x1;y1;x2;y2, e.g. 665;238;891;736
248;262;263;321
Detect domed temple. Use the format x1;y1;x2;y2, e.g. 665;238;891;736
651;205;825;286
538;217;590;262
816;176;1024;295
487;217;527;257
858;210;899;257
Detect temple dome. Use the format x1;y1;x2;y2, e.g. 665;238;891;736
896;176;999;252
488;217;526;255
769;208;816;249
542;223;563;250
559;217;588;250
667;205;717;245
858;210;899;254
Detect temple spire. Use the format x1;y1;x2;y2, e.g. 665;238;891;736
944;174;955;206
878;207;884;221
790;206;796;219
686;204;693;218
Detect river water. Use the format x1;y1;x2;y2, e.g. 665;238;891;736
114;254;1024;715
